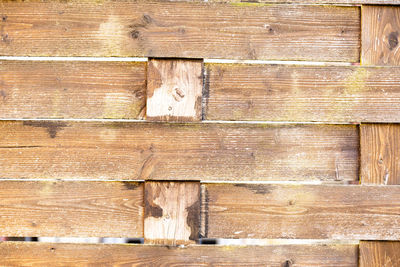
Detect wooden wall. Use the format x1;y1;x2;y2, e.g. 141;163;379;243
1;0;400;266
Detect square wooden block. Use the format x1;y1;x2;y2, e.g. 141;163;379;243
147;59;203;122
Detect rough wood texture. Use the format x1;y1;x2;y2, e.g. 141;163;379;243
362;6;400;65
0;242;358;267
144;181;200;245
0;181;143;237
192;0;400;4
360;124;400;185
147;59;202;122
359;241;400;267
205;64;400;122
0;61;146;119
0;121;358;182
0;1;360;61
203;184;400;239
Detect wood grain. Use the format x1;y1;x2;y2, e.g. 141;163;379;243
362;6;400;66
0;181;143;237
144;181;200;245
147;59;202;122
0;60;146;119
203;184;400;239
0;121;358;182
205;64;400;122
359;241;400;267
0;1;360;61
360;124;400;184
191;0;400;4
0;242;358;267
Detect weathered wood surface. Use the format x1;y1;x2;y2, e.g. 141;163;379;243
205;64;400;122
361;124;400;184
0;121;358;182
0;61;146;119
0;181;143;237
362;6;400;66
193;0;400;4
6;62;400;122
203;184;400;239
0;1;360;61
144;181;200;245
0;242;358;267
147;59;202;122
359;241;400;267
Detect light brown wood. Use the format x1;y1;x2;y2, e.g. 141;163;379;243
0;60;146;119
203;184;400;239
147;59;202;122
144;181;200;245
205;64;400;122
360;241;400;267
0;242;358;266
360;124;400;184
0;1;360;61
0;181;143;237
193;0;400;4
0;121;359;182
362;6;400;65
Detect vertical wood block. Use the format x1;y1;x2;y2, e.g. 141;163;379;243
360;124;400;265
146;59;203;122
144;181;200;245
361;124;400;185
360;241;400;267
362;6;400;65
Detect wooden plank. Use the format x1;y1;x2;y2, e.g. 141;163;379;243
0;60;146;119
144;181;200;245
362;6;400;66
147;59;202;122
191;0;400;5
0;121;359;182
203;184;400;239
0;1;360;62
205;64;400;122
359;241;400;267
0;181;143;237
360;124;400;184
0;242;358;266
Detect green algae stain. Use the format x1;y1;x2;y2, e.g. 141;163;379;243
344;68;369;96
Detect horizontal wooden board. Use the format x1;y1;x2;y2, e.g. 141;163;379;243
0;61;146;119
197;0;400;5
0;1;360;61
359;241;400;267
203;184;400;239
0;121;358;181
0;242;358;266
0;181;143;237
205;64;400;122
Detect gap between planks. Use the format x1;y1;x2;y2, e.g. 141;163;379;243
0;118;358;125
0;56;355;66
